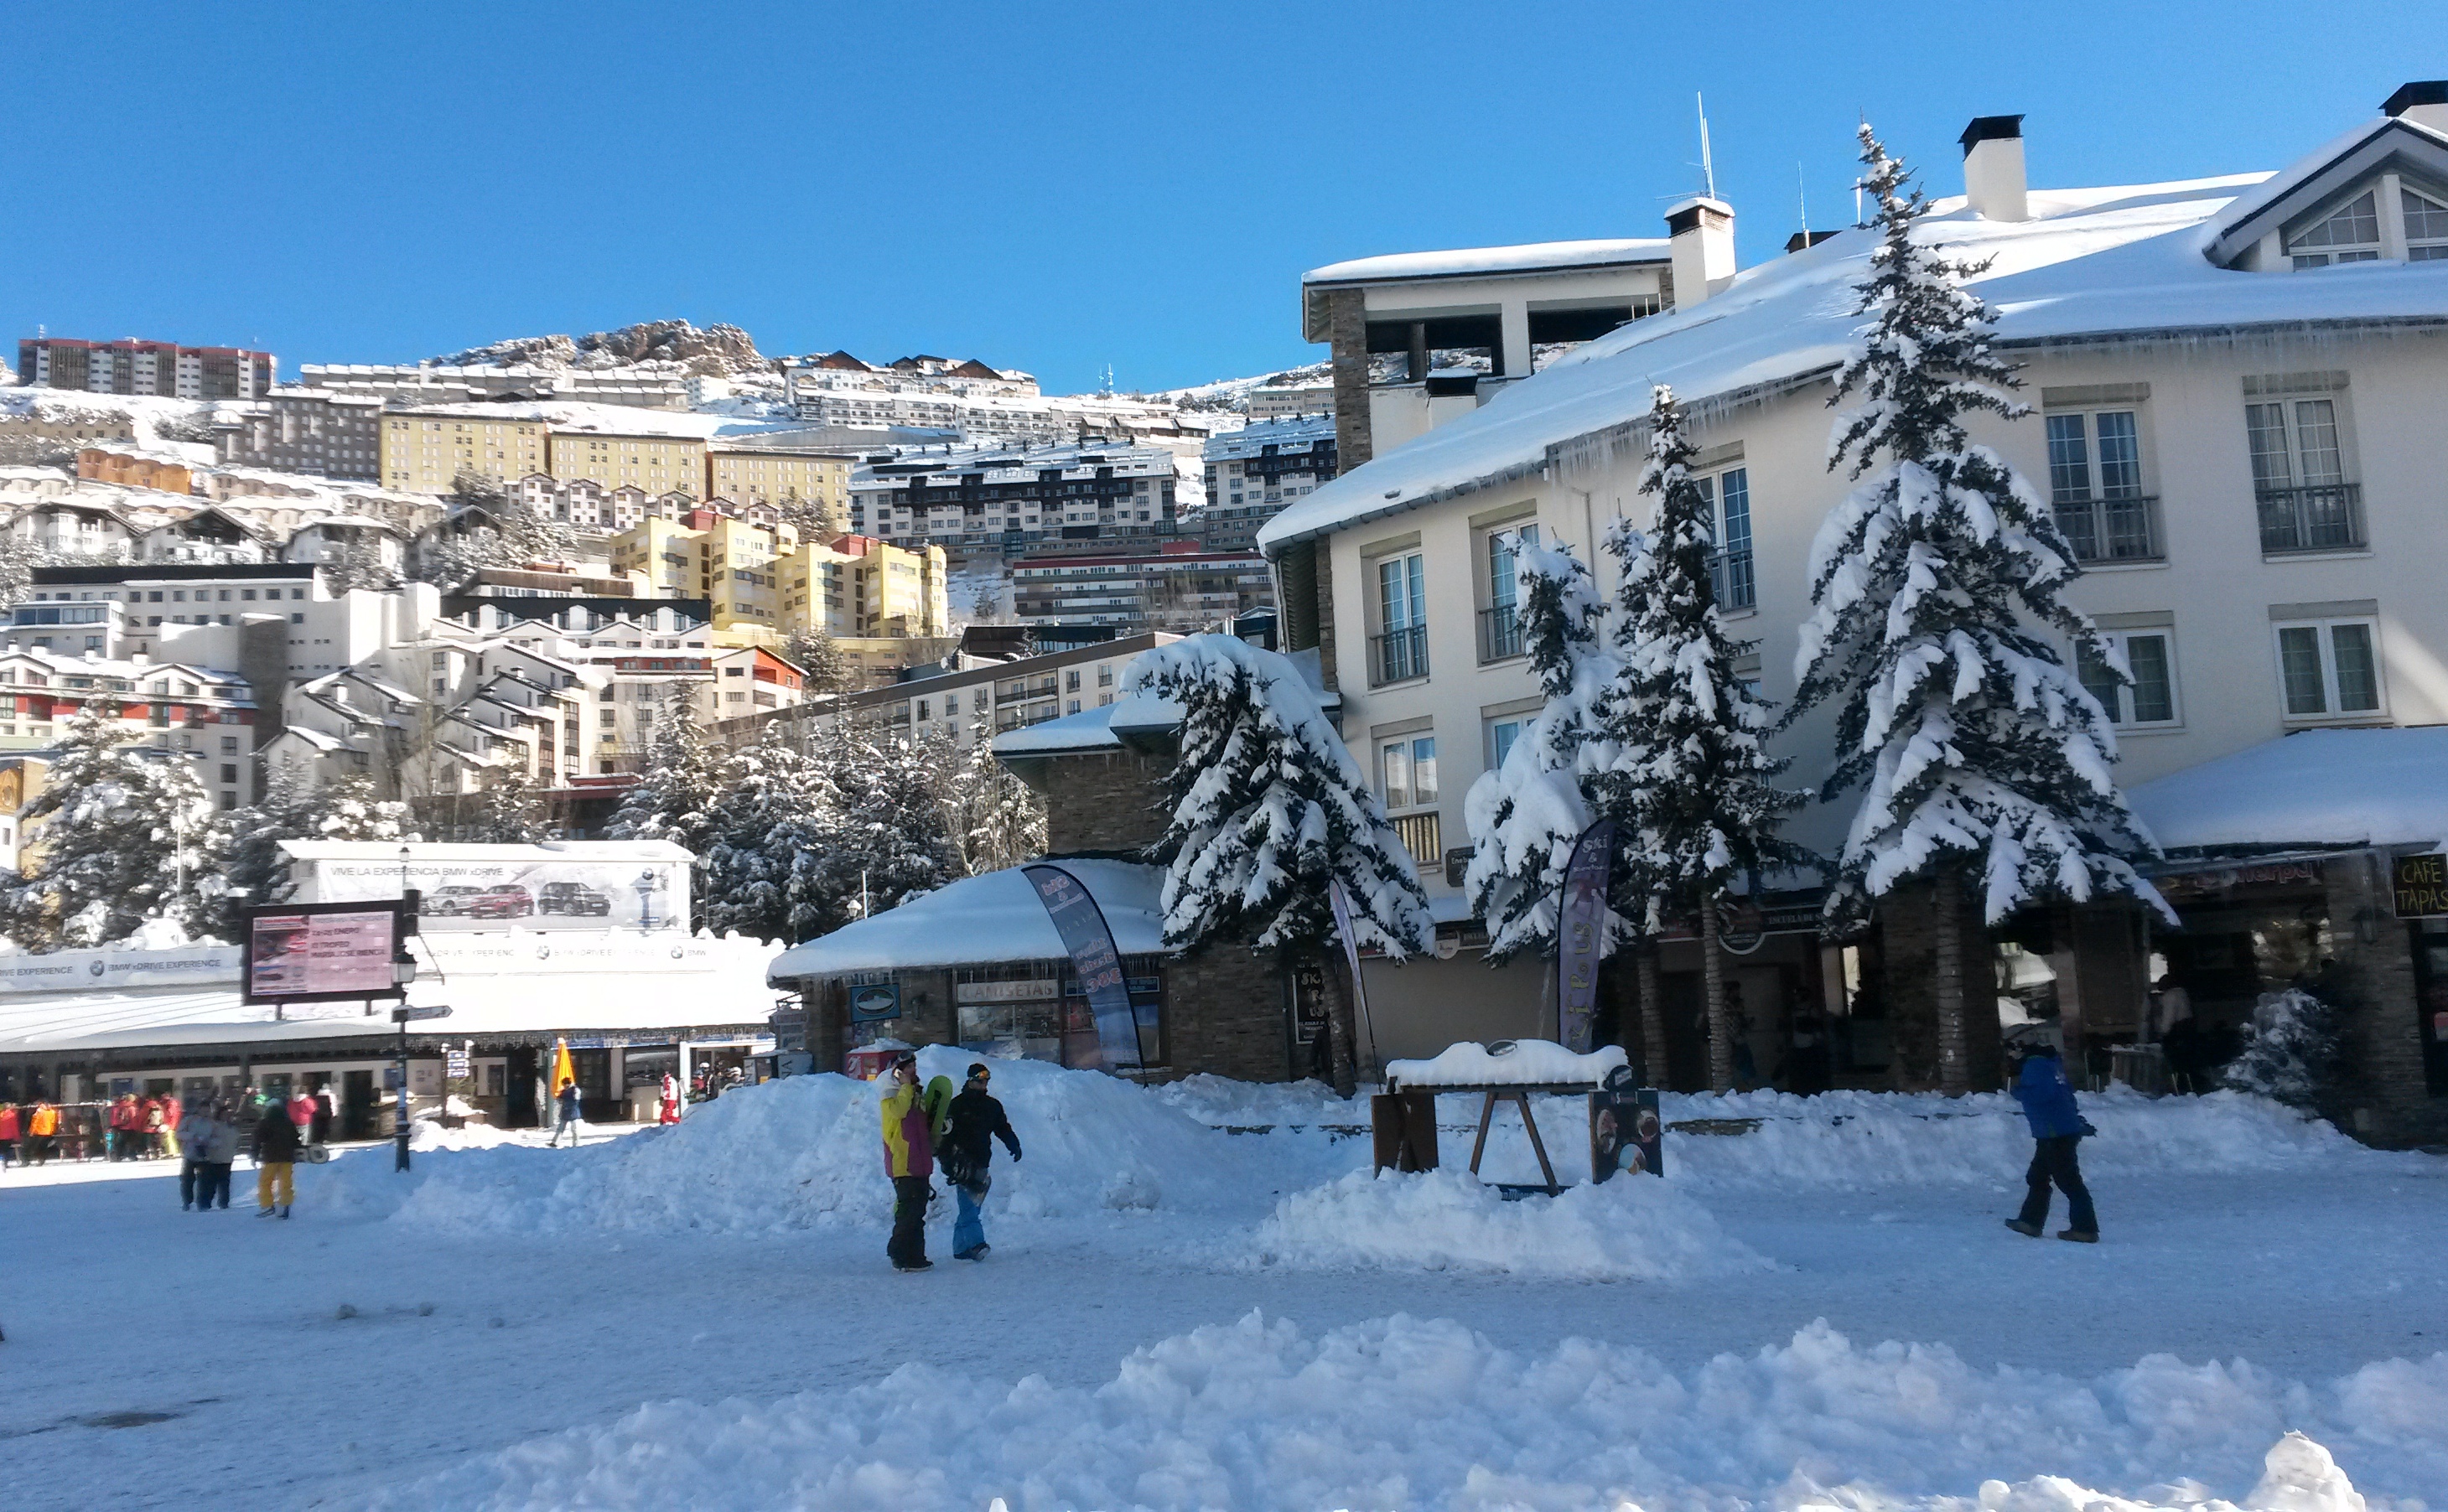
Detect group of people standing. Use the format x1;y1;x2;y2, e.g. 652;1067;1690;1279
0;1085;335;1171
162;1094;306;1217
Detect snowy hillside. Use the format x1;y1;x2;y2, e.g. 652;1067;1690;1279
1159;360;1331;412
429;318;766;375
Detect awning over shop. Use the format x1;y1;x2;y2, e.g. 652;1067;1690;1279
2129;728;2448;856
767;858;1167;982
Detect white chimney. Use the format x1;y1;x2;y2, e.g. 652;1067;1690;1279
1961;115;2029;221
1666;196;1736;307
2384;80;2448;135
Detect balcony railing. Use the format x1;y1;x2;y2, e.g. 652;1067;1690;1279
1390;811;1442;869
1370;624;1429;686
2256;484;2363;554
1478;605;1524;663
2051;495;2163;563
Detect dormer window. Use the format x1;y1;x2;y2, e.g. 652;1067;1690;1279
2286;191;2381;267
2404;185;2448;259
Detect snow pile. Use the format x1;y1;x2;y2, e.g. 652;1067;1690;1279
1148;1072;1365;1126
1247;1168;1771;1281
1386;1037;1626;1089
1663;1085;2389;1191
309;1046;1257;1235
376;1312;2448;1510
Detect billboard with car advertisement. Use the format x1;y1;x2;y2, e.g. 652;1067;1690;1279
283;842;691;934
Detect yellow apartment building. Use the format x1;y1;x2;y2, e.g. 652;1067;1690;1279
547;429;708;498
705;446;853;524
380;410;550;495
607;508;801;634
777;534;948;639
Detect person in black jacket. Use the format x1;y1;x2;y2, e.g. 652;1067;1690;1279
942;1064;1021;1261
254;1102;301;1219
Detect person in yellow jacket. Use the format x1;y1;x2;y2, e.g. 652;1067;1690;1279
27;1101;60;1166
879;1056;936;1272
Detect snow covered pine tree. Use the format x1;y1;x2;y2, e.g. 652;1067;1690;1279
1126;634;1433;1095
1461;539;1618;961
703;720;835;943
5;697;222;948
1600;386;1807;1091
608;689;728;931
1790;124;2169;1093
218;770;412;936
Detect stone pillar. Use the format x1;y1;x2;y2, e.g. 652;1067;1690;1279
1873;876;1996;1091
2321;852;2445;1146
1325;288;1374;474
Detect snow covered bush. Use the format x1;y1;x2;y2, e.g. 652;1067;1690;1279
2222;987;2342;1110
1787;124;2167;1091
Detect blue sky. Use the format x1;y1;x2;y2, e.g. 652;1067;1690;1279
1;2;2420;396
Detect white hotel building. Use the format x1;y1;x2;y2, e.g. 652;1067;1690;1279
1258;85;2448;1142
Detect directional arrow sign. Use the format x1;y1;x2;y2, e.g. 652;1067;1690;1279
392;1005;453;1023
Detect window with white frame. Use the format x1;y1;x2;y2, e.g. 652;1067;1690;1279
1481;520;1538;661
2244;384;2361;552
1487;717;1525;770
2407;184;2448;261
1379;733;1440;868
2272;617;2383;720
2076;629;2179;728
2044;408;2158;560
2285;190;2382;267
1693;468;1755;609
1373;551;1428;684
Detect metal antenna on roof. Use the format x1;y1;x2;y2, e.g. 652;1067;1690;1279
1797;162;1808;231
1696;92;1717;200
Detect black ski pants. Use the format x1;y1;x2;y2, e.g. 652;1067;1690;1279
2017;1135;2097;1235
888;1176;931;1267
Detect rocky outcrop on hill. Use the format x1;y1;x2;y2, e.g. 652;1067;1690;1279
430;320;765;375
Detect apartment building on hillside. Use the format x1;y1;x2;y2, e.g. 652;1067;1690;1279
1200;414;1336;552
298;364;689;409
214;388;386;480
0;641;261;810
19;338;276;399
1011;548;1271;634
379;408;550;495
705;442;855;523
849;439;1179;561
712;631;1181;753
546;427;708;498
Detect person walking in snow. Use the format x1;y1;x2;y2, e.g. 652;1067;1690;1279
255;1099;301;1219
941;1063;1022;1261
879;1054;935;1272
657;1072;682;1125
2005;1028;2098;1243
549;1079;583;1147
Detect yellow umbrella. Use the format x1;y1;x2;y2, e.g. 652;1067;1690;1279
552;1039;576;1095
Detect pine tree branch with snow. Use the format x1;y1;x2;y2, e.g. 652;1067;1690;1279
608;690;728;931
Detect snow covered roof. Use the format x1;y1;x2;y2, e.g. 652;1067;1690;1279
1303;239;1671;286
2128;727;2448;856
1260;129;2448;557
765;859;1167;980
280;839;691;864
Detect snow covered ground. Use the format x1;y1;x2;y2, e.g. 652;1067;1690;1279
6;1049;2444;1509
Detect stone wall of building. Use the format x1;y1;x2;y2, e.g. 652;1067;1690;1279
1161;940;1292;1083
1324;287;1373;475
1040;748;1170;855
1873;876;2004;1091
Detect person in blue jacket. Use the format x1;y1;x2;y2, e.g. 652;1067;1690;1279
2005;1028;2098;1243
